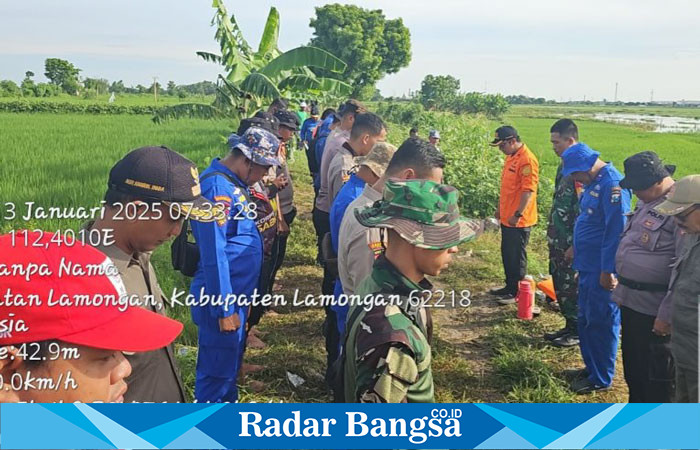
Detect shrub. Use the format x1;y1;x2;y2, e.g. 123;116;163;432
0;100;169;115
376;101;425;127
429;114;503;218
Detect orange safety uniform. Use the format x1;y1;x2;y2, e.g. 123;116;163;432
499;143;539;227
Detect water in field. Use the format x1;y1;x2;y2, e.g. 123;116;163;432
593;113;700;133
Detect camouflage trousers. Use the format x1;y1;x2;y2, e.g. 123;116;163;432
549;248;579;326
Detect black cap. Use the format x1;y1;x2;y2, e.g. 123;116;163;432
274;109;300;131
310;105;320;116
620;151;676;191
238;111;280;137
489;126;519;146
107;146;219;222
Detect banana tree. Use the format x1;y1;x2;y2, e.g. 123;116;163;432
154;0;351;123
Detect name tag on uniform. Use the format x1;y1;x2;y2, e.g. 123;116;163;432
589;191;599;198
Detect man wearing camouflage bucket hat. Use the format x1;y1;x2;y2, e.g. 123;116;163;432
654;174;700;402
189;126;281;403
340;179;482;403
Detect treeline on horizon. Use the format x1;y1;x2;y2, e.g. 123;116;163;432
0;57;217;99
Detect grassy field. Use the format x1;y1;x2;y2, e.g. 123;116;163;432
1;107;697;403
0;93;215;106
496;115;700;183
510;104;700;119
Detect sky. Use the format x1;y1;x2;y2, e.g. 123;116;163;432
1;0;698;101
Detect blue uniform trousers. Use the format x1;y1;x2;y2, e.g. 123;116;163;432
577;270;621;387
194;306;248;403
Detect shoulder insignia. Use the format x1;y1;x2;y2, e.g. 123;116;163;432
213;195;232;205
521;164;532;176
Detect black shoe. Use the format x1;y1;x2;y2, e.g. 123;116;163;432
571;377;611;395
551;334;580;348
489;286;512;296
544;327;569;341
562;367;589;379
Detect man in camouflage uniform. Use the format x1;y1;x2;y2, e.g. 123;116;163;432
545;119;582;347
342;179;482;402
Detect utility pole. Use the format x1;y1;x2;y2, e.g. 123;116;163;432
153;76;158;104
650;89;654;103
614;82;618;103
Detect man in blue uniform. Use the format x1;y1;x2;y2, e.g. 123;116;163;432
561;143;631;394
189;127;281;403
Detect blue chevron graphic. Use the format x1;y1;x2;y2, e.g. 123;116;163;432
587;403;700;449
475;426;537;449
3;404;113;449
138;404;226;448
41;404;115;446
586;403;660;444
475;404;562;448
544;403;624;449
163;426;226;449
75;404;156;449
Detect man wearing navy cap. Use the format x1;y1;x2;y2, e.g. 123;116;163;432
561;143;631;394
87;145;219;402
614;151;680;402
189;126;281;402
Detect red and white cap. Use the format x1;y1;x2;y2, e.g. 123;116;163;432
0;231;182;352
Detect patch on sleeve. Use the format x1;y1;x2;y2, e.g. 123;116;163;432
385;346;419;384
213;195;232;205
521;164;532;176
611;186;622;203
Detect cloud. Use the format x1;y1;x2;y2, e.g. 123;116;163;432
0;0;698;100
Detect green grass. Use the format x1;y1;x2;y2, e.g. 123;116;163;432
0;93;215;106
491;116;700;184
2;109;682;403
510;103;700;120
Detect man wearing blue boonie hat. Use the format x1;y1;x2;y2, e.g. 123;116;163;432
189;126;281;402
561;142;631;394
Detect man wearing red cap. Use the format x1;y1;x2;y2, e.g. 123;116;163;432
0;231;182;403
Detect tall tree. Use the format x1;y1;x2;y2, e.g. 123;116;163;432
83;78;110;94
309;4;411;99
21;71;36;97
420;74;460;110
44;58;81;94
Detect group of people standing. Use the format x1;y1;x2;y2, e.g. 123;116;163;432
488;118;699;401
0;98;697;405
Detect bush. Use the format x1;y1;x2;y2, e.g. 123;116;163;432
0;80;21;97
449;92;510;119
376;101;425;127
426;113;502;218
379;103;502;218
0;100;167;115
